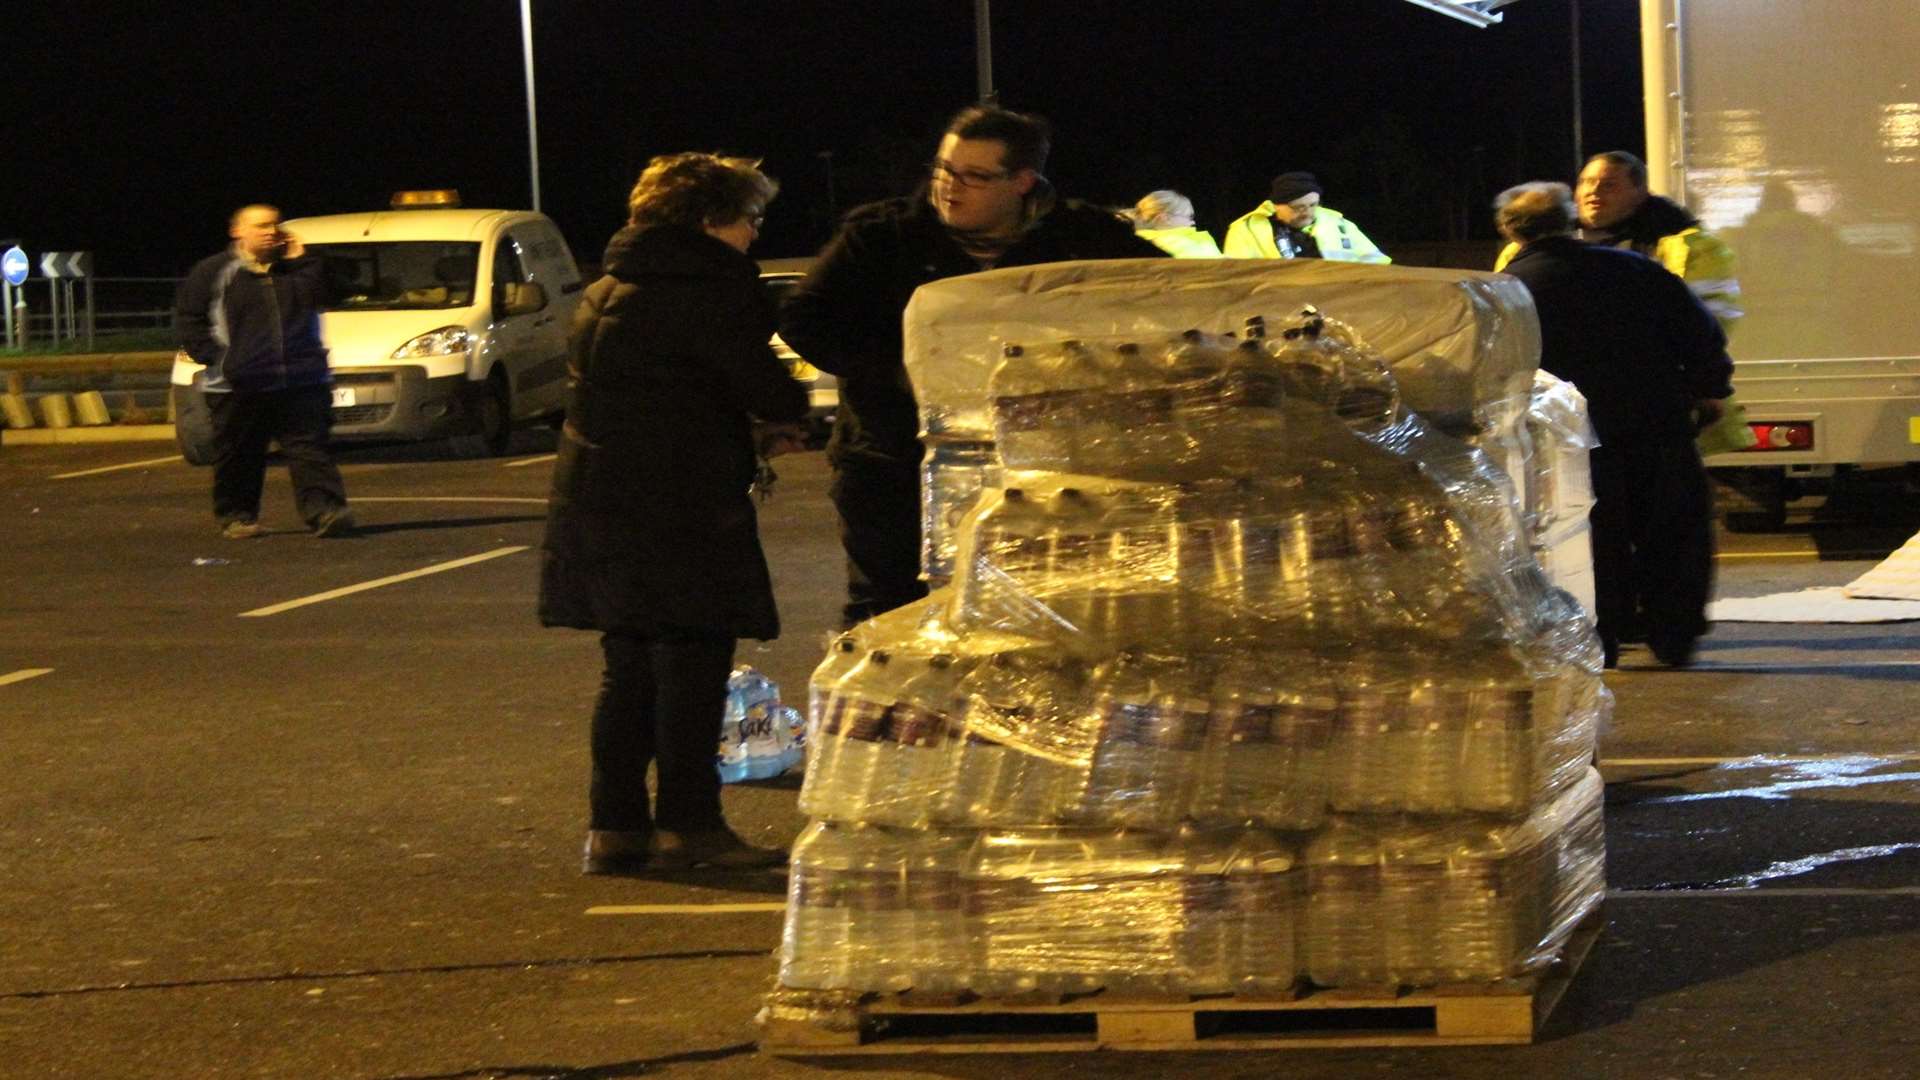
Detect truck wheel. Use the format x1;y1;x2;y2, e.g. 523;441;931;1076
449;371;511;458
171;386;217;466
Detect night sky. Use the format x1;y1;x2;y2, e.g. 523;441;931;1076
9;1;1642;277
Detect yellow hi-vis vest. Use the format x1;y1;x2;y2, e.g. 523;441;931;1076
1222;203;1390;264
1495;227;1742;335
1136;225;1224;258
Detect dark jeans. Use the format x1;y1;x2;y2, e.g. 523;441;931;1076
589;631;736;833
207;384;348;526
829;454;928;628
1588;440;1715;660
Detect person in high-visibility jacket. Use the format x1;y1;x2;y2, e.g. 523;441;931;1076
1495;151;1742;335
1125;190;1223;258
1222;171;1390;263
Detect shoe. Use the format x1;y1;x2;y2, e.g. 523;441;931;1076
648;828;787;870
312;507;357;538
581;829;653;876
221;518;264;540
1649;636;1698;668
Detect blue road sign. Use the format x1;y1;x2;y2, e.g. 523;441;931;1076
1;246;27;287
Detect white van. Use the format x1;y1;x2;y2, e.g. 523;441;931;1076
172;190;583;461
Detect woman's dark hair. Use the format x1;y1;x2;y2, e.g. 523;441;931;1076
944;105;1052;175
626;152;779;230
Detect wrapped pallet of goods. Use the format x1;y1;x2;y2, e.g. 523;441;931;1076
763;260;1608;1054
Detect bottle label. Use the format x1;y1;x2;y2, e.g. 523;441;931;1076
993;390;1070;434
822;694;890;742
1227;870;1298;913
792;866;907;910
906;870;963;912
889;703;949;747
1276;695;1335;747
1220;368;1284;409
1309;864;1377;894
1103;699;1161;745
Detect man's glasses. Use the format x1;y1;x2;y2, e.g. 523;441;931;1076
930;160;1014;189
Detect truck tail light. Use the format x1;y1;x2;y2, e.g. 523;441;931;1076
1741;422;1814;451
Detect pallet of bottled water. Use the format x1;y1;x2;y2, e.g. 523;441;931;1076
773;312;1607;1044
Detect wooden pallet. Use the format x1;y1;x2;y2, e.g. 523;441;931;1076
760;909;1603;1054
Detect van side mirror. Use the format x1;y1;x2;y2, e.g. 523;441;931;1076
496;281;548;318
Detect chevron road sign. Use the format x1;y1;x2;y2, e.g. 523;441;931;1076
39;251;92;279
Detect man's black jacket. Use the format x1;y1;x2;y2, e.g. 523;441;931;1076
780;193;1163;464
1502;236;1733;445
174;250;331;392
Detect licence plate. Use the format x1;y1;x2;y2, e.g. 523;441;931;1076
331;387;356;408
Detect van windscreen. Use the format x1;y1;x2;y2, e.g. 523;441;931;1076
309;242;481;311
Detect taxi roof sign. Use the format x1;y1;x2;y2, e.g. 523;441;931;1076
390;189;462;209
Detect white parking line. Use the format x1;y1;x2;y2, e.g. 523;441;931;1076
503;454;557;468
585;902;787;916
51;455;184;480
1611;887;1920;899
0;668;54;687
239;546;530;618
1603;754;1920;767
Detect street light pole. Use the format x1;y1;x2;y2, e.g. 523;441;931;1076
975;0;996;104
519;0;542;211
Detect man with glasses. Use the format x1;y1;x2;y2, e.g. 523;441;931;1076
1222;171;1390;264
782;105;1162;627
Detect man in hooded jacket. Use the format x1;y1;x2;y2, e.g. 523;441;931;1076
780;105;1164;627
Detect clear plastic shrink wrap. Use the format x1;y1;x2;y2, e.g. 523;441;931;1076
776;269;1606;1007
780;770;1606;994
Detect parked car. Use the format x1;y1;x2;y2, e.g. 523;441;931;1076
758;256;835;442
172;190;582;463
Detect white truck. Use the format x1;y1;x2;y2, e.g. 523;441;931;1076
172;191;582;461
1640;0;1920;526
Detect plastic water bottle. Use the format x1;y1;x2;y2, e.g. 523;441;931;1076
1380;823;1447;986
1084;830;1187;996
920;438;1002;589
1040;487;1106;646
1177;827;1234;995
1303;820;1387;988
1193;652;1330;831
845;825;915;992
1458;654;1539;816
1056;340;1119;475
1101;341;1177;479
1225;830;1301;997
717;666;779;783
989;343;1070;471
943;654;1083;826
1160;330;1229;481
1216;337;1287;474
1171;485;1233;649
1080;653;1163;826
907;830;974;994
1402;664;1466;815
1101;499;1180;653
798;648;898;824
865;653;970;828
1328;654;1406;813
780;821;856;989
955;488;1044;632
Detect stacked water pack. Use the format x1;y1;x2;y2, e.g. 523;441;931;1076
776;310;1608;1002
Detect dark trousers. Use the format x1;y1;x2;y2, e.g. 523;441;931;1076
1587;440;1715;660
207;384;348;526
590;631;736;833
828;454;929;628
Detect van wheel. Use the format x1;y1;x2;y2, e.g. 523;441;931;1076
171;386;217;466
450;371;511;458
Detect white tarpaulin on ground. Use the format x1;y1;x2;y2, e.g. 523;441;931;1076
1708;586;1920;623
1843;529;1920;601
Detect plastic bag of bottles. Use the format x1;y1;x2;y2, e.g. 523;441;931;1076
716;666;805;783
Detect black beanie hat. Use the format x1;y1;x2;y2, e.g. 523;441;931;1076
1270;171;1323;204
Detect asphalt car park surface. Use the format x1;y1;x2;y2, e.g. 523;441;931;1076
1;436;1916;1079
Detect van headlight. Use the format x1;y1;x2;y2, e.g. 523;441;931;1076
392;326;473;360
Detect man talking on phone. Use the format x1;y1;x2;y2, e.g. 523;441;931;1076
175;204;354;539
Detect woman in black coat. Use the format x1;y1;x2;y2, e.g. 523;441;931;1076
539;153;809;872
